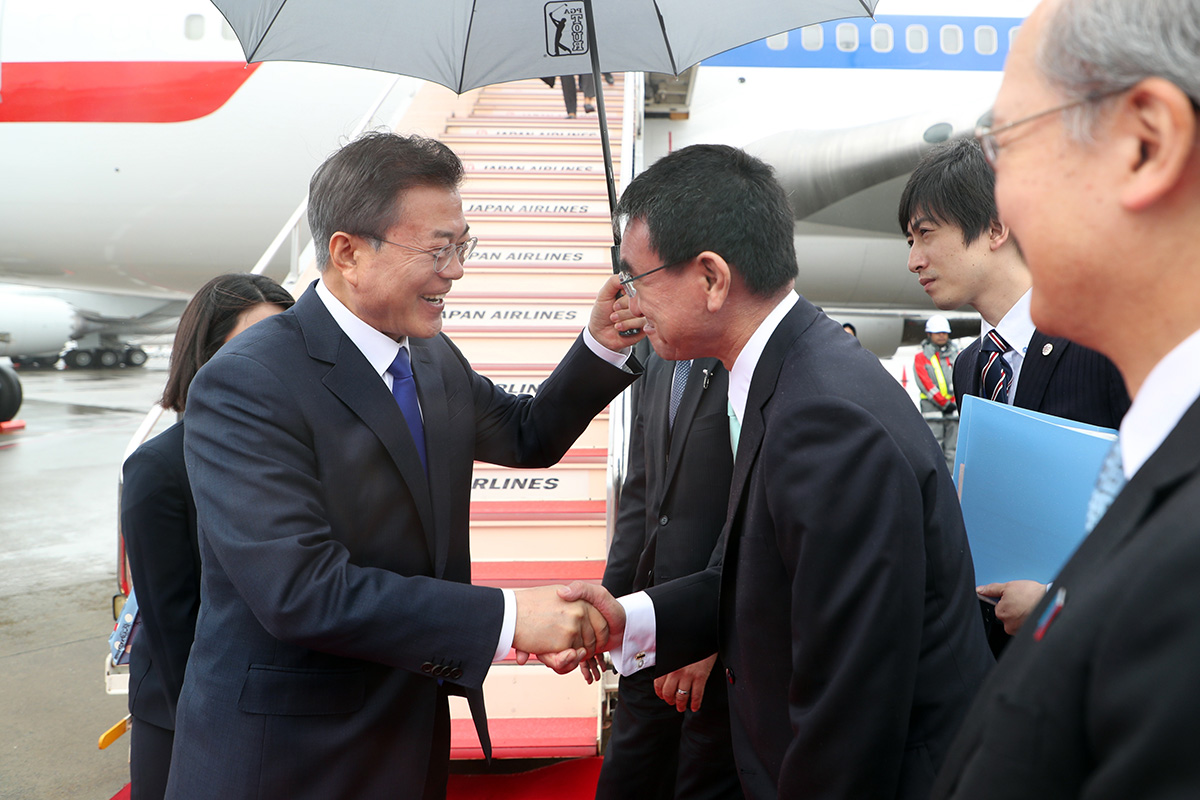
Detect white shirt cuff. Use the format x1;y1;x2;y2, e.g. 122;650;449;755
583;326;631;369
493;588;517;662
609;591;657;675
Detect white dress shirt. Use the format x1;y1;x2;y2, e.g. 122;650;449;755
610;291;799;675
317;278;630;662
981;288;1036;405
1119;326;1200;480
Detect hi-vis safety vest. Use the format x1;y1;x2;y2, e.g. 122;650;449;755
916;342;956;405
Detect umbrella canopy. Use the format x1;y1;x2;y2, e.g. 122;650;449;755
212;0;879;94
212;0;879;286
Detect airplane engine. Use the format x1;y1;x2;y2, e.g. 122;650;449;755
0;293;77;359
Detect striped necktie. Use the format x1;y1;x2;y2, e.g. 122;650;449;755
387;347;427;475
668;360;691;430
979;330;1014;403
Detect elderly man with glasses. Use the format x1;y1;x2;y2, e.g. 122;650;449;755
932;0;1200;796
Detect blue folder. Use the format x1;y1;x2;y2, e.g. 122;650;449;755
953;395;1117;586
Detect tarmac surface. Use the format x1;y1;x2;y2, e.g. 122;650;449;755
0;342;928;800
0;356;174;800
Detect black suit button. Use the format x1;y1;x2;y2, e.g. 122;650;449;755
433;665;446;677
659;515;669;526
726;668;736;684
422;662;434;674
450;668;463;680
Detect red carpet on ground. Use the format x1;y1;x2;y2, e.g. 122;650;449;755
448;757;602;799
108;758;601;800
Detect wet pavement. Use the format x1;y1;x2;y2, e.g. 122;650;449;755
0;357;174;800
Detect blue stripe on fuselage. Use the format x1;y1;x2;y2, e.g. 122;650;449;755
703;16;1024;72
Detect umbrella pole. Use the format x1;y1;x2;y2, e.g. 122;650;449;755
582;0;621;274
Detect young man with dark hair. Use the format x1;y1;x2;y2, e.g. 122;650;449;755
900;138;1129;644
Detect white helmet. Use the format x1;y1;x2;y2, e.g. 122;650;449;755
925;315;951;334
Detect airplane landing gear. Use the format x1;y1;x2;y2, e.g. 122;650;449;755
0;364;22;422
61;345;148;369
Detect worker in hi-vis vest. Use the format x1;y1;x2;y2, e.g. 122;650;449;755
914;315;958;469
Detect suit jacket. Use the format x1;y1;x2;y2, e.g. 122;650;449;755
954;330;1129;427
646;300;994;800
121;420;201;732
933;397;1200;799
167;284;637;799
603;356;732;597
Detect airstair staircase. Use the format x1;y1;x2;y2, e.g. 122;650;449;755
432;76;630;760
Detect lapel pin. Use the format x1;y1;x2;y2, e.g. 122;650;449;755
1042;343;1053;356
702;369;711;389
1033;586;1066;641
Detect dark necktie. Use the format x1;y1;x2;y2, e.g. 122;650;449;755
979;330;1014;403
387;347;427;475
668;359;691;430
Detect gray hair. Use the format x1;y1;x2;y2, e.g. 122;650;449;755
308;131;463;272
1037;0;1200;140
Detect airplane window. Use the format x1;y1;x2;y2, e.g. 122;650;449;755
871;23;894;53
185;14;206;40
766;32;788;51
975;25;998;55
940;25;963;55
836;23;859;52
1009;25;1022;48
222;20;239;41
800;25;823;51
906;25;928;54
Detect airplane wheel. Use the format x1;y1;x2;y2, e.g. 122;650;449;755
0;364;22;422
65;349;94;369
123;348;148;367
98;349;122;368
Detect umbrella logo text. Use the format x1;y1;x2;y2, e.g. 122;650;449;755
545;3;588;57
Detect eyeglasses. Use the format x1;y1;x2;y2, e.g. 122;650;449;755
371;235;478;272
618;260;684;296
974;88;1126;167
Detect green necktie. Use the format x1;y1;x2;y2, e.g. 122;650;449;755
727;398;741;457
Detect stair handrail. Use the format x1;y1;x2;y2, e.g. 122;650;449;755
250;74;410;283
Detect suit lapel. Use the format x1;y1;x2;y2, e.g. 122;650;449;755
1014;330;1066;411
409;339;452;578
1061;397;1200;580
646;359;673;493
958;338;981;398
295;286;437;564
721;303;811;553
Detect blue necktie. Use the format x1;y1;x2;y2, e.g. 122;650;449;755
1084;441;1126;533
669;360;691;431
387;347;427;475
979;330;1014;403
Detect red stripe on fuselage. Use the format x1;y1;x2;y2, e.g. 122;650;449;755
0;62;260;123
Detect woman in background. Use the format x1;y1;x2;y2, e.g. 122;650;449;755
121;273;293;800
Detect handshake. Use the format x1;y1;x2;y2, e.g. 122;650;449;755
512;581;624;677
